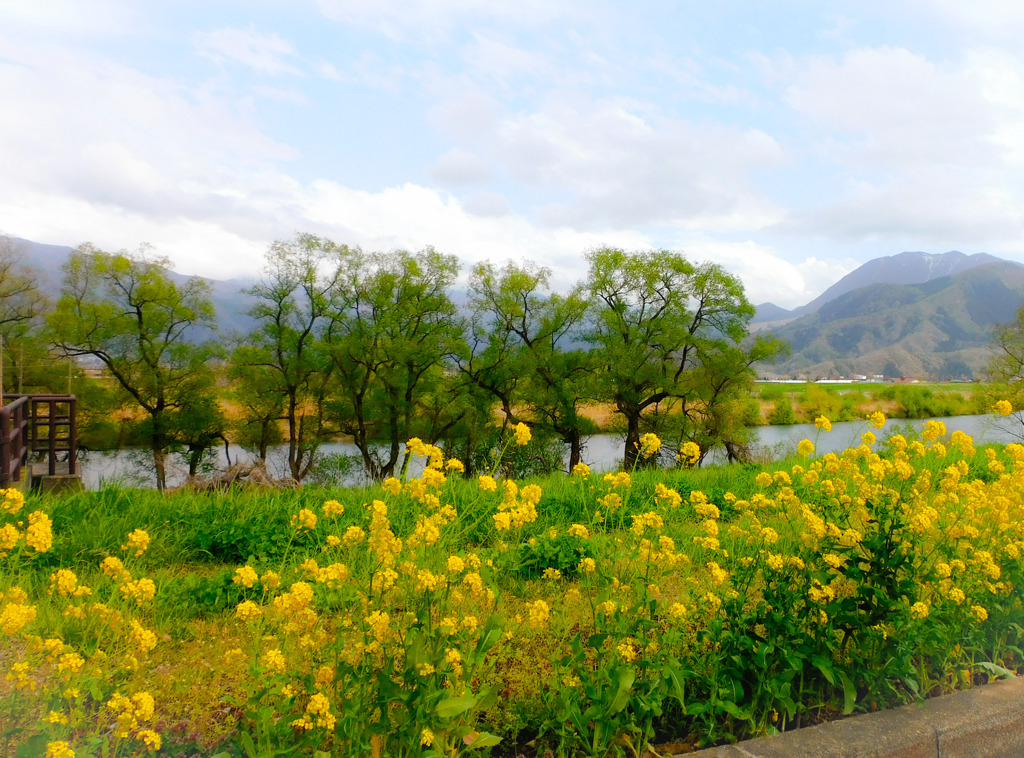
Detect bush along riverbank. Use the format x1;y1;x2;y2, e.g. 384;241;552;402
3;410;1024;757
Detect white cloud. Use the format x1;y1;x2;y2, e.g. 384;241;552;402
463;33;552;83
778;44;1024;249
428;149;493;186
316;56;405;91
917;0;1024;38
463;191;510;217
486;96;786;231
314;0;574;41
0;0;139;37
195;27;304;77
785;46;996;168
681;239;853;308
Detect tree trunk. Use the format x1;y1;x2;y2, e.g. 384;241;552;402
566;428;582;472
153;443;167;491
287;392;300;480
622;410;641;470
151;412;168;491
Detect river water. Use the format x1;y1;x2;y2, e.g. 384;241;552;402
74;414;1024;491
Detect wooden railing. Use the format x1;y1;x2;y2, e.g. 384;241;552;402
0;394;77;487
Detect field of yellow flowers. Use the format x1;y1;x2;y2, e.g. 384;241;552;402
3;412;1024;757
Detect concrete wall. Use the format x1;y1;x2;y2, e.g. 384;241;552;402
684;677;1024;758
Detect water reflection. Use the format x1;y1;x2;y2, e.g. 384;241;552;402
77;414;1024;490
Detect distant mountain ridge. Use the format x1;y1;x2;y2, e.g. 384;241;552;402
757;257;1024;380
754;251;1005;324
4;235;258;335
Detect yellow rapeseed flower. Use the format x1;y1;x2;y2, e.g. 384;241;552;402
261;648;286;673
514;422;532;445
120;578;156;604
678;441;700;466
291;508;318;531
101;556;130;582
638;433;662;458
233;565;258;588
137;730;162;753
994;399;1013;416
797;439;814;457
814;415;832;431
121;528;150;557
0;523;19;554
526;599;550;629
25;511;53;553
568;523;590;539
1;488;24;515
478;475;497;492
45;742;75;758
236;601;262;622
322;500;345;518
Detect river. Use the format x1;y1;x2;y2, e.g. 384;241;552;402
74;413;1024;491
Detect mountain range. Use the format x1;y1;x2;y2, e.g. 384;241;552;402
4;236;259;336
752;251;1024;379
6;236;1023;379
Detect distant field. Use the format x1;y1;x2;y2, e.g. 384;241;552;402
753;381;992;425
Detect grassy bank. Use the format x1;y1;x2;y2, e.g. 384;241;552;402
3;416;1024;757
754;381;990;425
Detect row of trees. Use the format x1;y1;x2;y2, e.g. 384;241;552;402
41;235;784;488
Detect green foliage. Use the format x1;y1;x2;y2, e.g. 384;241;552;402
194;515;309;564
508;534;592;580
46;245;220;489
462;261;596;470
325;247;465;481
767;398;797;425
584;247;779;468
158;569;248;618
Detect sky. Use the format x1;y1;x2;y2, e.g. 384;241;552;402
2;1;1024;308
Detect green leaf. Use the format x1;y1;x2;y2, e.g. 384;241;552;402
239;731;258;758
607;665;636;715
434;694;478;719
718;699;751;720
476;614;504;655
811;654;836;685
838;671;857;715
662;665;687;708
463;731;503;750
976;661;1016;679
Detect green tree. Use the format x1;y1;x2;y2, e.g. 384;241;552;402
988;304;1024;435
167;370;228;478
324;247;464;480
241;234;340;481
0;238;68;395
0;238;47;336
466;261;596;471
47;245;218;490
767;397;797;425
585;247;773;469
227;346;284;463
